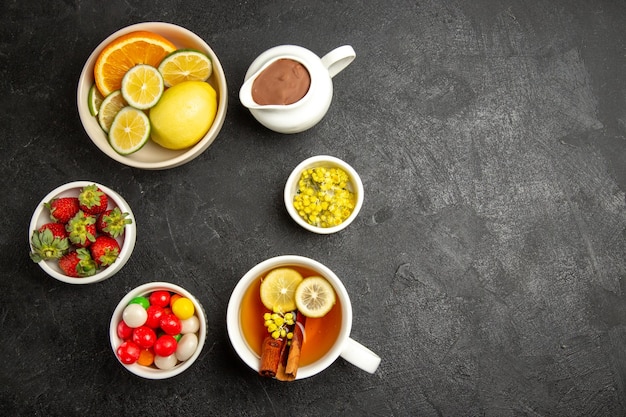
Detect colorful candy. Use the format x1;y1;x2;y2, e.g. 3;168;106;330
145;305;165;328
180;315;200;334
172;297;195;320
117;320;133;339
137;348;155;366
154;353;178;370
129;296;150;309
149;291;170;307
117;341;141;364
175;333;199;362
132;326;156;349
153;334;178;357
122;303;147;328
115;290;202;370
159;313;182;335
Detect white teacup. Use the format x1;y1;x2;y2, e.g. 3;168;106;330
226;255;380;380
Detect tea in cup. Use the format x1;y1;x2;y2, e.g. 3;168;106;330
226;255;380;380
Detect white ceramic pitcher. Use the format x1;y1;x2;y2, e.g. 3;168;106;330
239;45;356;134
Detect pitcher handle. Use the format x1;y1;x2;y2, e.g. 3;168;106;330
321;45;356;78
340;337;381;374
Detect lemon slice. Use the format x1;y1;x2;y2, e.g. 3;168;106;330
108;106;150;155
121;64;164;110
97;90;127;133
158;49;213;87
88;84;104;116
260;268;304;313
295;276;336;318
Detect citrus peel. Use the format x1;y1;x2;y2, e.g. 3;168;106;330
94;31;176;96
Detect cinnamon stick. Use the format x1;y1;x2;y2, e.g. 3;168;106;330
276;314;306;381
285;314;306;378
259;336;285;378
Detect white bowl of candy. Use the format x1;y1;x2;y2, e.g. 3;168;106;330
28;181;136;284
109;282;207;379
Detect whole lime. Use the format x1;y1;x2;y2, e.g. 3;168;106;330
149;81;218;150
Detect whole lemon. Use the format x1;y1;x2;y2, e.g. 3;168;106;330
149;81;218;150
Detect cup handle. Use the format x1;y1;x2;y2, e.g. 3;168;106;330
340;337;381;374
321;45;356;78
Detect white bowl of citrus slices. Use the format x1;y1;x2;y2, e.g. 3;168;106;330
77;22;228;170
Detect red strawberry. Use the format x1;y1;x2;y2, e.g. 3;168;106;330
38;222;68;239
44;197;80;224
29;225;70;263
78;184;109;215
96;207;132;238
66;211;97;247
89;235;121;267
58;248;97;277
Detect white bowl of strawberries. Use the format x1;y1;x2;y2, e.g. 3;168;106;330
29;181;136;284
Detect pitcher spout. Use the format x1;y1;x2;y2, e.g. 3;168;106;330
239;76;263;109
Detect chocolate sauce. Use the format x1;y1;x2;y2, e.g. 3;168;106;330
251;59;311;105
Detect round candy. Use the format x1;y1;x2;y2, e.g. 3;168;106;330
145;305;165;329
137;348;155;367
122;303;148;328
117;340;141;364
117;320;133;340
180;315;200;334
128;296;150;309
160;313;182;335
154;334;177;357
175;333;198;362
172;297;195;320
149;290;170;308
132;325;156;349
154;353;178;370
170;293;182;307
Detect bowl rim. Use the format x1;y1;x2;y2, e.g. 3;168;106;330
109;281;208;379
28;181;137;284
283;155;364;234
76;21;228;170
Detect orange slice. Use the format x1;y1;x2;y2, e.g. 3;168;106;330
94;31;176;96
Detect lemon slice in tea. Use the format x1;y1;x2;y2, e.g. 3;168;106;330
158;49;213;88
121;64;164;110
260;268;304;313
97;90;127;133
88;84;104;116
108;106;150;155
295;276;336;318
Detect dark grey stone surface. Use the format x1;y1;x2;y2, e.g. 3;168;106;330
2;0;626;415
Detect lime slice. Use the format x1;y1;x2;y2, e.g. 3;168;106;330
108;106;150;155
295;276;336;318
121;64;164;110
88;84;104;116
260;268;304;313
98;90;127;133
158;49;213;88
